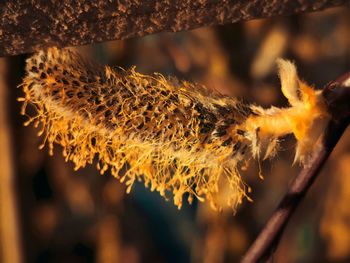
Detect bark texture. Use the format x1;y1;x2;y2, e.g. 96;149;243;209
0;0;348;56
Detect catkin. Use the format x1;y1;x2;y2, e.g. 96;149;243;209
19;48;330;211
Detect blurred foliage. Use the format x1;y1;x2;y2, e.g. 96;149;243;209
0;6;349;263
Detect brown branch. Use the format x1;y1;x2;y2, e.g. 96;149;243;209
0;0;348;57
0;58;23;263
242;72;350;263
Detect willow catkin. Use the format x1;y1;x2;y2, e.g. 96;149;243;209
18;48;330;211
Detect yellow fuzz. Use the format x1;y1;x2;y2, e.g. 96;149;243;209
18;48;330;211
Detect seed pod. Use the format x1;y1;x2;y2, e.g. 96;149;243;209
18;48;330;211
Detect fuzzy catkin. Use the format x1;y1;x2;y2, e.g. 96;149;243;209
19;48;330;211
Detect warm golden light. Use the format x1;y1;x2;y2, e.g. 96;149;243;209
19;48;330;211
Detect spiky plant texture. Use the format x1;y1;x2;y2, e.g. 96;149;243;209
19;48;330;211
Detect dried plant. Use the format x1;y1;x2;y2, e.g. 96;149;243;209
19;47;330;212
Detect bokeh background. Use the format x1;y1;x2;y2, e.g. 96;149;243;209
0;6;349;263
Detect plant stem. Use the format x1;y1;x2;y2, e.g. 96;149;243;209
0;58;23;263
242;72;350;263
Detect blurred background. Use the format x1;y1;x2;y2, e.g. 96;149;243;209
0;6;349;263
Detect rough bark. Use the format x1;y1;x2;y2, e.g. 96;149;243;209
0;0;348;57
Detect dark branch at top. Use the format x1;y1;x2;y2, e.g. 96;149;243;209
0;0;347;57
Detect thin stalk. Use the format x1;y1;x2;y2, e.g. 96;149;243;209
242;72;350;263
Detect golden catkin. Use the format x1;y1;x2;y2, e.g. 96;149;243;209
19;48;330;211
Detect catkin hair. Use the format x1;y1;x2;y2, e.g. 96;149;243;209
19;48;330;211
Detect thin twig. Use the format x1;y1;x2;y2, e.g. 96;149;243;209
242;72;350;263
